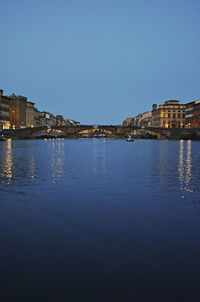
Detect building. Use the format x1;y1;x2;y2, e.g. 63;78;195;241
34;108;41;127
0;89;10;129
185;101;195;128
137;112;152;127
39;112;54;128
37;112;47;127
152;100;186;128
45;112;54;127
192;100;200;128
123;117;134;126
54;115;65;127
64;119;80;126
9;94;27;128
26;101;35;127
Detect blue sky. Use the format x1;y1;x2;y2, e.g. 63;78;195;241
0;0;200;124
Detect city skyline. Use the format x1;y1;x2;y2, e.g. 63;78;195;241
0;0;200;124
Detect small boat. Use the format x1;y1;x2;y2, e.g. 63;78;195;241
126;136;134;142
0;134;6;141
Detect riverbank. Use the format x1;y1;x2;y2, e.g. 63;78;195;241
2;127;200;140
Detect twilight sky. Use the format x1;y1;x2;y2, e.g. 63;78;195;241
0;0;200;124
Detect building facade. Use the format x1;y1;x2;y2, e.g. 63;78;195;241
9;94;27;128
152;100;186;128
38;112;54;127
192;100;200;128
64;119;80;126
123;117;134;126
185;101;195;128
26;101;35;127
34;109;41;127
54;115;65;127
137;112;152;127
0;89;10;129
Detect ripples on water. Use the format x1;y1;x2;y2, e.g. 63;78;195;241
0;138;200;301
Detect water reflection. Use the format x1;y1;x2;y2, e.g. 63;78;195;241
92;138;107;176
1;139;13;184
30;155;35;179
178;140;184;191
178;140;193;194
93;138;97;175
159;141;169;177
51;139;65;183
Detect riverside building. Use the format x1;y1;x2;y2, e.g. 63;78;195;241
0;89;10;129
152;100;186;128
192;100;200;128
9;94;27;128
185;101;195;128
26;101;35;127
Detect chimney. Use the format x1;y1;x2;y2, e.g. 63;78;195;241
152;104;157;111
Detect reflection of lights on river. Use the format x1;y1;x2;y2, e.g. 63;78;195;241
4;139;13;183
93;138;107;176
102;138;106;175
93;138;97;175
30;155;35;179
178;140;193;194
51;139;65;183
185;140;193;192
178;140;184;191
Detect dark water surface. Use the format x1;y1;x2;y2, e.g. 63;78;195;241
0;138;200;301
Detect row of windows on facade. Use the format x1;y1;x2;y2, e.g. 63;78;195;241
193;115;200;120
0;115;9;121
0;106;9;112
160;113;185;118
193;105;200;111
161;123;183;127
160;110;185;113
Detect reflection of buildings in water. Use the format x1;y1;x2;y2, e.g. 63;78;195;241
92;138;107;176
3;139;13;183
178;140;193;193
30;155;35;179
159;141;169;177
51;139;65;183
93;138;97;175
178;140;184;191
102;138;107;175
1;140;37;183
185;140;193;192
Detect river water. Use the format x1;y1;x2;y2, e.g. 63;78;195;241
0;138;200;301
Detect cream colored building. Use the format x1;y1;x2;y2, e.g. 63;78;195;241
26;101;35;127
152;100;186;128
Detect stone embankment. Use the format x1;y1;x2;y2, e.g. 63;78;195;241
2;127;200;140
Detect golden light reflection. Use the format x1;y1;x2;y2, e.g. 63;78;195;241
178;140;184;191
178;140;193;195
185;140;193;192
4;139;13;183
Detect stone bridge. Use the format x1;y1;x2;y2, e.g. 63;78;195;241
2;125;200;140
